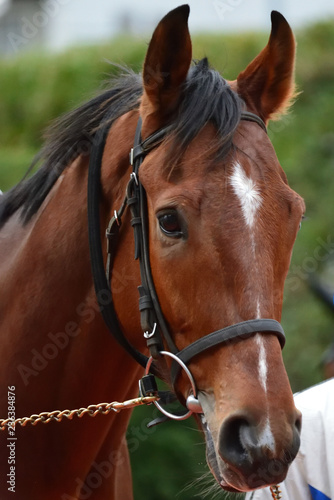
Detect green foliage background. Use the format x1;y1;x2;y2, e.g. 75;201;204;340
1;21;333;500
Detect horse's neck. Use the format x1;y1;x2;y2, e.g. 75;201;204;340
0;150;143;437
0;118;147;499
0;209;36;277
1;158;91;334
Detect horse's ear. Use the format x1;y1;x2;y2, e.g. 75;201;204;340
236;11;296;122
141;5;192;132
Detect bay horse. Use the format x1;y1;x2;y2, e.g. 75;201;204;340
0;5;305;500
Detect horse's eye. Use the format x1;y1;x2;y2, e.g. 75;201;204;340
158;211;183;238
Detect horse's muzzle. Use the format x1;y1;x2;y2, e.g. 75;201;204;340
201;406;301;491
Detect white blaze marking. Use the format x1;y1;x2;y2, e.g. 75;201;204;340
230;165;267;392
256;334;268;392
258;417;276;452
229;162;274;447
256;302;268;393
230;162;262;228
242;416;276;456
255;333;276;451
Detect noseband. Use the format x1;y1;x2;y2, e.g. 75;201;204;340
88;109;285;420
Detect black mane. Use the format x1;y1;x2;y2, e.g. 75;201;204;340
0;59;242;227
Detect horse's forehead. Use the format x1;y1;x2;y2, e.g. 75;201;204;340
144;147;258;208
144;151;303;240
142;120;297;216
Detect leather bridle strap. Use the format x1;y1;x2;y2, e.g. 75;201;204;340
87;118;149;369
130;117;179;358
171;319;285;385
240;110;267;132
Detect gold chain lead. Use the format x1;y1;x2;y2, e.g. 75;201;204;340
270;485;282;500
0;395;159;431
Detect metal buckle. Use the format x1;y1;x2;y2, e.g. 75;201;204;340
143;323;157;339
105;211;121;254
145;351;203;420
130;171;138;186
113;210;120;227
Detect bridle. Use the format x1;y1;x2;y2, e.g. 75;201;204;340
87;109;286;421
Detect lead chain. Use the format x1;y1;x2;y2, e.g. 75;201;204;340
270;485;282;500
0;395;158;431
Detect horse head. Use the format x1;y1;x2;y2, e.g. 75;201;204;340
127;5;304;491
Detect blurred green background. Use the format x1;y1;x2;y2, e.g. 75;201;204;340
1;21;333;500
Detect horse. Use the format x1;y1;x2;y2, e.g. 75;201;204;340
0;5;305;500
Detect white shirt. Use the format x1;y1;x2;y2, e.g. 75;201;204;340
246;378;334;500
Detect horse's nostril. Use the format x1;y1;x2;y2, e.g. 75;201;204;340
219;415;251;465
